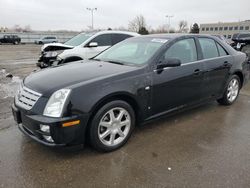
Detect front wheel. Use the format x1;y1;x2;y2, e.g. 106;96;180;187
217;75;241;105
89;100;135;152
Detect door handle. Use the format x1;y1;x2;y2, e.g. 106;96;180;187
193;69;202;76
223;61;229;67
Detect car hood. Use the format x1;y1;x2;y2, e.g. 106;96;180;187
41;43;74;52
24;61;138;96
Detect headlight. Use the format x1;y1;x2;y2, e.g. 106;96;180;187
44;51;58;57
43;89;71;117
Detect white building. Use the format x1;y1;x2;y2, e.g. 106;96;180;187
200;20;250;39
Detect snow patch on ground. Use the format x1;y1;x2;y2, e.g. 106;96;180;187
0;69;22;98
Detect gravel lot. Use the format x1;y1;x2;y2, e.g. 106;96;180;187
0;44;250;188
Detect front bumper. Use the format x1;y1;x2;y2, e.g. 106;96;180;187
12;104;90;147
37;54;57;68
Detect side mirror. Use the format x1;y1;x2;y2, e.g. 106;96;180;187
157;58;181;70
88;42;98;48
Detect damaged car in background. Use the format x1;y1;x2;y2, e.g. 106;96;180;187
12;34;249;152
37;30;139;68
231;32;250;57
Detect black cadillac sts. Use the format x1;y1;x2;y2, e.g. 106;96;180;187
12;34;249;152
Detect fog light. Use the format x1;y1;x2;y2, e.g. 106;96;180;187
40;124;50;133
43;135;54;143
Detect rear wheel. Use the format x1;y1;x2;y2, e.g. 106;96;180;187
89;100;135;152
217;75;241;105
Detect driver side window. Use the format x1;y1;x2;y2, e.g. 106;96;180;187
89;34;112;47
164;38;198;64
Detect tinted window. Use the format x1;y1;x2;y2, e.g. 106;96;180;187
240;26;244;30
91;34;112;46
199;38;219;59
216;43;228;56
234;26;238;30
219;27;223;31
245;26;250;30
224;27;228;30
210;27;214;31
164;38;197;64
215;27;218;31
112;34;132;45
229;27;233;31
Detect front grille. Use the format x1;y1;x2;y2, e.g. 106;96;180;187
15;85;42;110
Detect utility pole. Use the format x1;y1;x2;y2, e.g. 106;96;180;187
86;7;97;30
166;15;174;33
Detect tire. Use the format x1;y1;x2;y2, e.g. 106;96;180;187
89;100;135;152
217;75;241;105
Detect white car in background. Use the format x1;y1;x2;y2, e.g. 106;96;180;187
35;36;58;44
38;31;139;68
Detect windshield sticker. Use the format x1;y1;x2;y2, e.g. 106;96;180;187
151;38;168;43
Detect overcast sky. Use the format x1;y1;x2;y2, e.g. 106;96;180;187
0;0;249;31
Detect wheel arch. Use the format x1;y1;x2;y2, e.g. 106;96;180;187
87;92;141;127
233;71;244;88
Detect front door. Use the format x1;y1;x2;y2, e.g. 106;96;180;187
84;34;113;59
151;38;205;115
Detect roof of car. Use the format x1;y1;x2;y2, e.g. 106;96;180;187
135;33;219;39
80;30;140;37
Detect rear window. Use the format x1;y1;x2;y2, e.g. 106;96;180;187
216;43;228;56
199;38;219;59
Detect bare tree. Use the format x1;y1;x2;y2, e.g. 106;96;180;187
23;25;32;32
128;15;147;33
178;20;188;33
13;25;22;32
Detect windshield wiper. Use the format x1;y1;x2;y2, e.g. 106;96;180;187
105;60;124;65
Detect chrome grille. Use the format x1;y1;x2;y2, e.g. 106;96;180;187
15;85;42;110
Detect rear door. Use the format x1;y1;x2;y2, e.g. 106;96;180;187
198;37;232;98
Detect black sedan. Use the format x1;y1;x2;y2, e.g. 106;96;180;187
12;34;249;152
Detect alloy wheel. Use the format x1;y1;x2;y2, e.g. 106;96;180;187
98;107;131;147
227;78;239;102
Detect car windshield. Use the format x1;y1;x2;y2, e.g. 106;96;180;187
64;33;95;46
94;37;167;66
